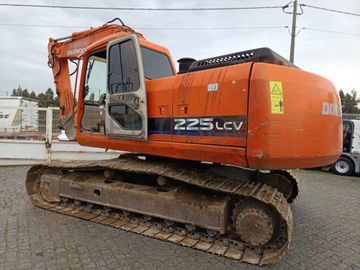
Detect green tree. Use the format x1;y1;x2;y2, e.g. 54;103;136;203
37;93;46;107
45;88;56;106
339;89;345;106
54;96;59;107
38;88;57;107
22;88;30;98
30;91;37;100
339;89;360;113
11;86;23;96
10;86;59;107
11;86;31;98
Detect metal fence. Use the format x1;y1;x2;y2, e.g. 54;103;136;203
0;106;122;166
0;107;60;140
2;107;358;139
342;113;360;120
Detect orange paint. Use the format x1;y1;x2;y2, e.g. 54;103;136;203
49;23;342;170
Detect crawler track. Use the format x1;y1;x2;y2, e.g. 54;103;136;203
267;170;300;203
26;156;294;265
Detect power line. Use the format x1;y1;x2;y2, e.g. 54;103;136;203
0;23;287;30
115;26;286;30
0;3;285;11
0;23;359;37
0;23;85;28
0;2;359;17
302;27;360;37
301;4;360;17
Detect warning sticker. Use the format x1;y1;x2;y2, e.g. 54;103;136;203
269;81;284;114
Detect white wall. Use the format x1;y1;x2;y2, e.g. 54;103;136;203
0;139;123;166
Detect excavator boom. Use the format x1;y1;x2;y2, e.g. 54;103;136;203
47;21;144;134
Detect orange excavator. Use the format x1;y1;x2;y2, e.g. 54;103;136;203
26;19;342;265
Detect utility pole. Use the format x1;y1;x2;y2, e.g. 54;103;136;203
289;0;298;63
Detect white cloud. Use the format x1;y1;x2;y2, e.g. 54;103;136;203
0;0;359;95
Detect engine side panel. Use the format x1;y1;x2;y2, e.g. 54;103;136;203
76;60;341;170
247;63;342;169
170;64;250;147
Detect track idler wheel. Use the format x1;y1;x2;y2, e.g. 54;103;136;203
256;170;299;203
233;201;279;246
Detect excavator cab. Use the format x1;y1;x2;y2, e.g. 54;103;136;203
81;34;148;139
80;33;176;141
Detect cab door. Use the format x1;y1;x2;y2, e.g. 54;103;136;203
106;34;148;140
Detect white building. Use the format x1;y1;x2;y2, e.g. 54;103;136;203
0;96;39;132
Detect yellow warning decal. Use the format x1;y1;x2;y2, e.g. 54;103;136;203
269;81;284;114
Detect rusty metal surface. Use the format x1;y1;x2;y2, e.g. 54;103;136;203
25;156;294;266
233;201;276;246
200;164;299;203
40;171;230;232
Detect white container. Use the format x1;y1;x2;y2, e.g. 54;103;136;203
0;96;39;132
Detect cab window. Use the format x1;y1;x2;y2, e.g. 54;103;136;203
108;40;140;94
81;50;107;133
141;47;174;79
84;51;107;103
